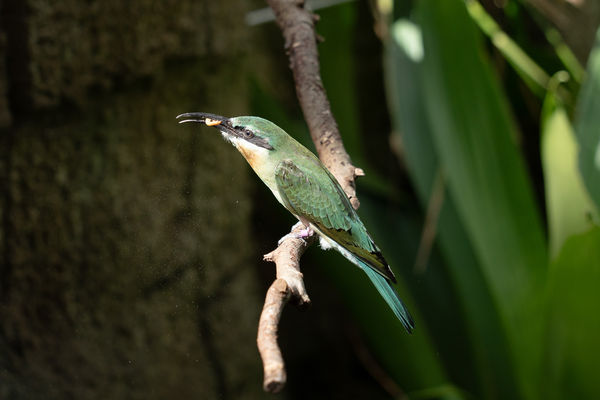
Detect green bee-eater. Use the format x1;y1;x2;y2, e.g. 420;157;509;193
177;112;414;333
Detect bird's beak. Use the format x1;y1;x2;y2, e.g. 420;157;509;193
176;112;229;127
177;112;274;150
177;111;237;138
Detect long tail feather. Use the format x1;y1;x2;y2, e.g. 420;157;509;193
361;264;415;333
316;234;414;333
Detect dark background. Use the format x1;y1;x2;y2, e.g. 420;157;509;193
0;0;393;398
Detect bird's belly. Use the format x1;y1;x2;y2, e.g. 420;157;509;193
311;224;359;268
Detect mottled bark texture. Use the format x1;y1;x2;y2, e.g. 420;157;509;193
0;1;265;399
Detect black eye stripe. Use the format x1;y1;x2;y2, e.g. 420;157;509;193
234;125;254;137
230;125;272;150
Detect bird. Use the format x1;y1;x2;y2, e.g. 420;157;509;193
176;112;414;333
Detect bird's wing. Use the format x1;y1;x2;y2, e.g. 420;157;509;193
274;159;395;282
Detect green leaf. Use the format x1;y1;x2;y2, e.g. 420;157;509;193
386;17;520;400
306;2;459;394
541;89;598;257
542;227;600;399
417;0;548;398
575;27;600;211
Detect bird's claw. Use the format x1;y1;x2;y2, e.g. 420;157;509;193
297;226;313;239
277;224;314;246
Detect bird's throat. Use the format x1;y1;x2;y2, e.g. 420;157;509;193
230;137;279;196
237;143;263;170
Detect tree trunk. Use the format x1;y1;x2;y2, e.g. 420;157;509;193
0;1;265;399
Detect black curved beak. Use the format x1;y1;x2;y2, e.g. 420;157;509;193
176;112;230;126
177;111;273;150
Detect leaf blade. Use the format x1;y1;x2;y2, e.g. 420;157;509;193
575;27;600;211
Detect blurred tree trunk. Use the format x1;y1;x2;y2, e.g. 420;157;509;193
0;1;266;399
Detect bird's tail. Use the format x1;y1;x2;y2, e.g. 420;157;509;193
360;264;414;333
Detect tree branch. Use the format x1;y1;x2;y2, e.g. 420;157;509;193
266;0;364;209
257;225;315;392
256;0;362;393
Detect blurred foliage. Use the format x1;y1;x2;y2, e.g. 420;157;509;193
250;0;600;399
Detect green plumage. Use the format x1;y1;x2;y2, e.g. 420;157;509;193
274;157;415;332
274;159;391;281
177;113;414;333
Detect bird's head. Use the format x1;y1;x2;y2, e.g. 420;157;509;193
176;112;295;153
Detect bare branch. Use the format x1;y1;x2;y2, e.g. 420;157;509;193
256;279;288;393
266;0;363;209
256;0;361;393
257;226;315;392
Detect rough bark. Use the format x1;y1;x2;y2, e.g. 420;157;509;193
0;1;265;399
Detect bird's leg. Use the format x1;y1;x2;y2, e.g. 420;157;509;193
277;222;314;245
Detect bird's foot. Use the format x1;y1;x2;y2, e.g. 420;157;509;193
297;226;314;239
277;223;314;246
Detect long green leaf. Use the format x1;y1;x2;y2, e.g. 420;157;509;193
542;227;600;399
304;3;460;395
386;18;520;400
417;0;547;398
541;89;598;257
575;27;600;211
